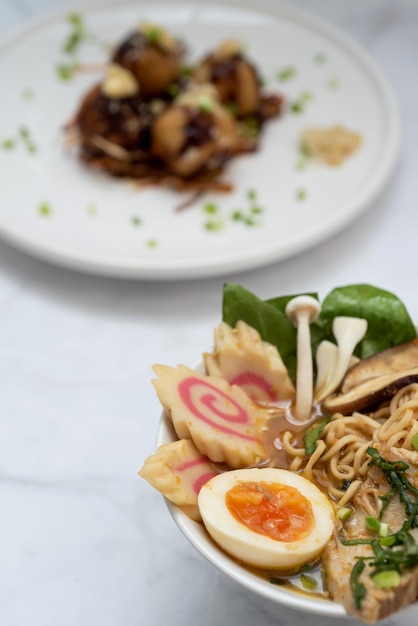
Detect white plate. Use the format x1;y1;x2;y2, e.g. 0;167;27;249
0;0;400;279
156;356;347;618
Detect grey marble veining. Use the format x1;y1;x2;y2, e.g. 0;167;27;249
1;0;418;625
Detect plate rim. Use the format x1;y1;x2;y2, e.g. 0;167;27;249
0;0;401;279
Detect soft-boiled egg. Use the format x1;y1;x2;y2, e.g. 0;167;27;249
198;467;335;570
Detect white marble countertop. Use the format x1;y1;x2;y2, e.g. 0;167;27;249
1;0;418;625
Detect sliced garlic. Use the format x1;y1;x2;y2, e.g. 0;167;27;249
176;82;218;111
101;63;139;99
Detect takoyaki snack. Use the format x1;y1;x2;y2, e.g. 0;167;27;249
111;22;186;97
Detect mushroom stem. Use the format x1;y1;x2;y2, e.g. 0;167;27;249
315;340;338;395
285;295;321;421
315;316;367;402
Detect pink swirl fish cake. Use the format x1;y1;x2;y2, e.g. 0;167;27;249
152;364;269;468
204;321;295;403
139;438;219;521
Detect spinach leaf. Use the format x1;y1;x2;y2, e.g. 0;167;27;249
304;417;331;455
320;284;416;358
222;283;299;379
222;283;318;380
222;283;417;382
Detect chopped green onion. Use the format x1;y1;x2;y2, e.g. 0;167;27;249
1;138;15;149
56;62;78;81
203;202;218;215
231;210;244;221
365;517;390;537
145;239;158;248
379;534;397;547
300;573;317;590
411;432;418;451
296;188;307;201
372;570;401;589
365;517;381;533
276;65;297;82
146;27;161;44
198;95;214;113
290;101;303;114
38;202;52;217
337;507;353;522
204;220;224;232
378;522;389;538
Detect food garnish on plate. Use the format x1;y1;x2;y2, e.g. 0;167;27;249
140;283;418;623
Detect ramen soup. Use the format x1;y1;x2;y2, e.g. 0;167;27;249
140;283;418;624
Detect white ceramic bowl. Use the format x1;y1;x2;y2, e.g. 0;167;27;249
155;356;347;619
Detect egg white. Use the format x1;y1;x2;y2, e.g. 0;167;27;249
198;467;335;570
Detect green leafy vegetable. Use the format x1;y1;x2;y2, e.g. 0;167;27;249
350;559;367;609
319;284;416;359
304;417;331;455
367;447;418;518
222;283;417;381
222;284;309;380
342;448;418;609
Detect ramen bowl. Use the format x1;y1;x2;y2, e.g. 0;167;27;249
155;356;346;619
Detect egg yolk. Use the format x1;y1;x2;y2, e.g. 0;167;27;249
225;481;314;542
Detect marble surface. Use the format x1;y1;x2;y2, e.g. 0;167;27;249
1;0;418;625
